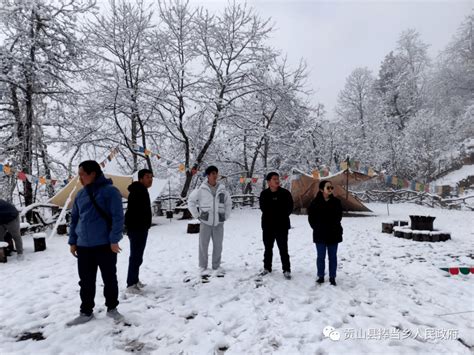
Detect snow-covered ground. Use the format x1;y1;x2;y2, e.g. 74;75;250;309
0;203;473;354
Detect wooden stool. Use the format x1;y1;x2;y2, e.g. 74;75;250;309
57;224;68;235
382;222;394;234
33;233;47;252
0;241;8;263
187;222;200;234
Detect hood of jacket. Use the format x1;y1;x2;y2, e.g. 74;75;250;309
128;181;146;193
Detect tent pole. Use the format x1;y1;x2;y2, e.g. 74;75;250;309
345;156;349;205
48;180;79;240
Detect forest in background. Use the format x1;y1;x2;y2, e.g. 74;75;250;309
0;0;472;207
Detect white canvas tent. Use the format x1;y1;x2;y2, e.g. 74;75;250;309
48;174;133;209
48;174;169;209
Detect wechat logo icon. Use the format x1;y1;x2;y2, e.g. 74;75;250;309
323;326;341;341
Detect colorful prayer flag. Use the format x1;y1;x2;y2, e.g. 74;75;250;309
17;171;26;181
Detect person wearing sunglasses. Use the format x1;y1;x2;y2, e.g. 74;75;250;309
307;180;343;286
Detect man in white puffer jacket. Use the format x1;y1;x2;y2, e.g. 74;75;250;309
188;166;232;277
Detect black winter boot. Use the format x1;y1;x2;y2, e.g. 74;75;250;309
329;277;336;286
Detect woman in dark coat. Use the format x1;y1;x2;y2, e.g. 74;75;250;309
308;180;343;286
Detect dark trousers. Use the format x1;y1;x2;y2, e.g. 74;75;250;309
262;229;290;272
315;243;338;278
126;229;149;287
77;245;119;315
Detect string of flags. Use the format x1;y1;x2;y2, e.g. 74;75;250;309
339;160;462;196
440;267;474;275
98;146;120;168
132;144;198;175
132;144;161;159
340;160;377;177
1;146;120;187
311;167;334;179
239;175;289;184
0;163;72;187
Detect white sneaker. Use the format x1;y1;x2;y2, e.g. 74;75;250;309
214;267;225;277
126;284;141;294
136;281;146;289
106;308;124;322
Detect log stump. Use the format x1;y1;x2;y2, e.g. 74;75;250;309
382;222;394;234
430;232;440;242
187;222;200;234
0;241;8;263
439;233;451;242
33;233;47;252
394;229;405;238
57;224;68;235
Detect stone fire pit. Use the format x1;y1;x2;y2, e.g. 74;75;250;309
383;215;451;242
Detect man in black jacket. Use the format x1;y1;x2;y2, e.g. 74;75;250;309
259;172;293;279
0;199;23;259
125;169;153;293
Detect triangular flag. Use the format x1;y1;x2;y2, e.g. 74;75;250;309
17;171;27;181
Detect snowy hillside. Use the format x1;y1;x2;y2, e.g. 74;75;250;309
0;204;472;354
433;164;474;188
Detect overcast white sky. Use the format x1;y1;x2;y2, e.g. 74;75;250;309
196;0;472;119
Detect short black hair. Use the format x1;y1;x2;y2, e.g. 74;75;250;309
79;160;103;177
138;169;153;180
265;172;279;181
319;180;331;190
205;165;218;175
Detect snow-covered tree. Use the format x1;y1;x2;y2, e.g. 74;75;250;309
82;0;156;172
0;0;94;211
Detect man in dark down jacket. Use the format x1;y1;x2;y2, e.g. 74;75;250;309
259;172;293;280
124;169;153;294
308;180;343;286
67;160;124;326
0;199;23;259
